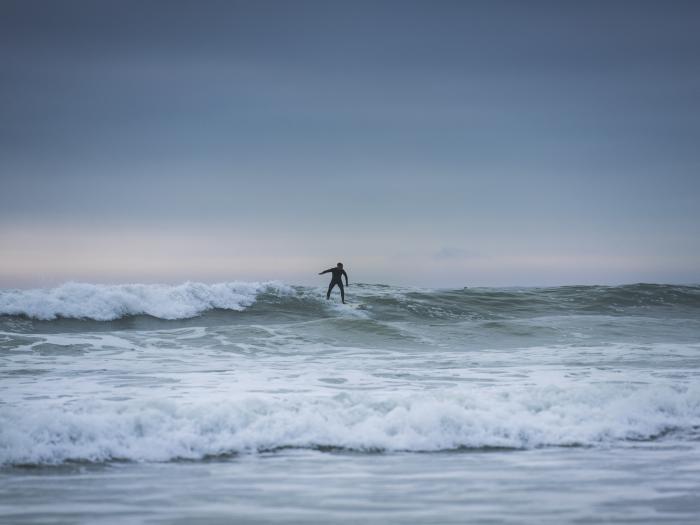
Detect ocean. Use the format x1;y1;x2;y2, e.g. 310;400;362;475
1;282;699;523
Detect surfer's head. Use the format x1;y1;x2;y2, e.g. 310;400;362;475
337;262;343;268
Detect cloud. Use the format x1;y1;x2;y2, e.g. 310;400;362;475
433;247;481;260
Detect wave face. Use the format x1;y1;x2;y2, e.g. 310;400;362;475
1;282;699;324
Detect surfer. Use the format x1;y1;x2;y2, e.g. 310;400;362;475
319;262;349;303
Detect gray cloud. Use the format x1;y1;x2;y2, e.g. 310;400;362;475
1;1;699;285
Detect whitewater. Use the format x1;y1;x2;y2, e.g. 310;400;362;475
1;282;700;523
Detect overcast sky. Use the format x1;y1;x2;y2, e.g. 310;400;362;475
1;0;699;287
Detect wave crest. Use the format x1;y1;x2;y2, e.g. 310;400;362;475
0;281;294;321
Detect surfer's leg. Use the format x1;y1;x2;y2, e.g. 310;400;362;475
327;281;336;299
339;282;345;303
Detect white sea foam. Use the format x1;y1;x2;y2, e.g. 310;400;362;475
1;384;698;465
0;281;294;320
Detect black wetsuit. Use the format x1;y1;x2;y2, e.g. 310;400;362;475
321;267;349;303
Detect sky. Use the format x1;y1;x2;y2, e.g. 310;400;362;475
1;0;699;288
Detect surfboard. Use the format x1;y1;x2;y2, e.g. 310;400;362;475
341;303;367;310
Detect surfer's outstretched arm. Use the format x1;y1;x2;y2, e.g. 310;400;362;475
319;268;333;275
343;270;349;286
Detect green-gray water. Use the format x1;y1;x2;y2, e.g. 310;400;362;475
1;282;699;523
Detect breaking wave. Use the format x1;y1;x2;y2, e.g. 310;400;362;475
0;281;294;321
1;281;699;323
1;384;699;465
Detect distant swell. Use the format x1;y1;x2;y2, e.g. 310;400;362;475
1;384;698;465
0;281;294;321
